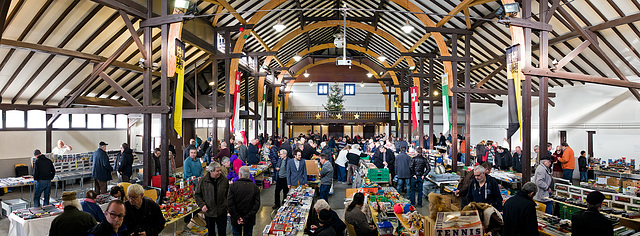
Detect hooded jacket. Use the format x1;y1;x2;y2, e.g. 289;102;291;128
114;148;134;177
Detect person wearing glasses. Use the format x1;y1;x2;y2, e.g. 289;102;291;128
49;191;97;236
466;165;503;211
88;199;128;236
123;184;165;236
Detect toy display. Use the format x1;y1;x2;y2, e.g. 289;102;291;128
161;177;199;223
265;186;314;235
12;204;63;220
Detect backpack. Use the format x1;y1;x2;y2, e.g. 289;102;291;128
15;164;29;177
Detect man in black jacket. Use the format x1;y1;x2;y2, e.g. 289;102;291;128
228;166;261;236
88;200;128;236
302;140;320;160
495;147;512;170
503;182;538;236
114;143;134;183
572;191;614;236
409;147;430;207
247;139;260;165
511;146;523;173
33;149;55;207
123;184;165;236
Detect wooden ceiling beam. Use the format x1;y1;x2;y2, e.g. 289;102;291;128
0;0;12;39
99;72;142;106
90;0;147;19
74;96;132;107
524;67;640;89
557;5;640;101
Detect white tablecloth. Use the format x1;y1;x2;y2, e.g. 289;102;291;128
8;213;56;236
8;203;108;236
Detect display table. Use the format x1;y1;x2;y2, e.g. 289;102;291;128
545;197;640;229
8;212;56;236
264;186;314;236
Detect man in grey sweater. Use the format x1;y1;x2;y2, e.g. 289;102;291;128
318;154;333;201
273;149;289;209
534;155;553;214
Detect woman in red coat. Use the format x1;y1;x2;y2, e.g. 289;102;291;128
551;146;564;178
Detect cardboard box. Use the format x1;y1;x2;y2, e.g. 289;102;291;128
434;211;483;236
305;160;319;175
623;180;639;188
607;177;620;186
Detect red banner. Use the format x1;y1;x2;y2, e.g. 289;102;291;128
410;86;419;131
231;71;242;133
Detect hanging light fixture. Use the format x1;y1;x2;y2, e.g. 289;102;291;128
366;72;373;78
303;70;310;78
273;18;286;32
360;81;365;87
293;55;302;61
378;52;387;62
401;19;414;33
308;81;313;86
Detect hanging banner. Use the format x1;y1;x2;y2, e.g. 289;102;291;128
506;44;522;139
441;73;451;135
167;8;184;76
394;95;400;127
259;85;266;132
410;86;419;131
172;39;185;137
231;71;242;133
276;96;281;130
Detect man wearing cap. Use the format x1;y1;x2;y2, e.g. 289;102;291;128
534;155;554;214
33;149;55;207
503;182;539;236
92;141;113;195
49;191;97;236
572;191;614;236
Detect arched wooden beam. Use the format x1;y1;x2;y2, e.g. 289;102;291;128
224;0;452;99
282;58;390;111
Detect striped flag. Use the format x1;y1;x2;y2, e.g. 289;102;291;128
231;71;241;133
172;39;185;137
506;44;522;139
441;73;451;135
410;86;419;131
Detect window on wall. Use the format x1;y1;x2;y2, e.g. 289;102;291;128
27;110;46;129
318;83;329;95
87;114;101;129
116;114;128;129
5;110;25;128
103;114;116;128
71;114;86;128
344;84;355;95
53;114;70;129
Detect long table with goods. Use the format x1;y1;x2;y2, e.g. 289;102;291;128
366;186;429;236
263;186;315;236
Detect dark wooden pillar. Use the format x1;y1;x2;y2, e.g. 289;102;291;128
538;0;549;165
399;89;404;139
587;131;596;158
244;74;249;139
142;0;154;187
428;63;434;148
210;55;218;155
521;0;533;183
464;34;471;166
451;34;459;171
46;114;52;153
159;0;170;201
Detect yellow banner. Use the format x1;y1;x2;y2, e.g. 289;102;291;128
173;39;185;137
394;95;400;127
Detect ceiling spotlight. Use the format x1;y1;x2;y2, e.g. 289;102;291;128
303;70;310;78
360;81;365;87
434;91;439;96
273;18;286;32
378;52;387;62
209;81;215;86
379;71;383;75
174;0;190;9
503;3;520;14
308;81;313;86
401;19;414;34
293;55;302;61
366;72;373;78
408;65;416;71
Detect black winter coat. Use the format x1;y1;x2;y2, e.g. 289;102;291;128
302;143;319;159
33;154;55;180
572;209;614;236
123;197;165;236
115;148;134;177
502;191;538;236
578;156;588;172
512;152;522;173
346;152;366;165
321;146;334;162
373;149;395;169
228;178;261;226
496;149;512;170
49;206;97;236
247;143;260;165
409;154;430;177
88;220;129;236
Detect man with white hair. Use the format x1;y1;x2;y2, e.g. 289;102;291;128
302;139;320;160
534;155;554;214
195;162;229;236
228;166;261;236
466;165;503;211
123;184;165;236
49;191;97;236
273;149;289;209
306;199;347;235
52;139;73;155
214;141;230;164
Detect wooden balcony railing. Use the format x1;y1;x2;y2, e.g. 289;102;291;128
284;111;391;123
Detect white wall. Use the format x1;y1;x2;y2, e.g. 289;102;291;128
469;82;640;168
288;83;386;111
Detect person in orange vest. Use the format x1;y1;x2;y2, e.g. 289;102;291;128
558;142;575;182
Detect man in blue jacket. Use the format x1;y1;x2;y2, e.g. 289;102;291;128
466;165;503;211
184;148;203;183
92;141;113;195
287;149;307;189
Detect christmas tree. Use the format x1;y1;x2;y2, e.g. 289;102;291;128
323;84;345;112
